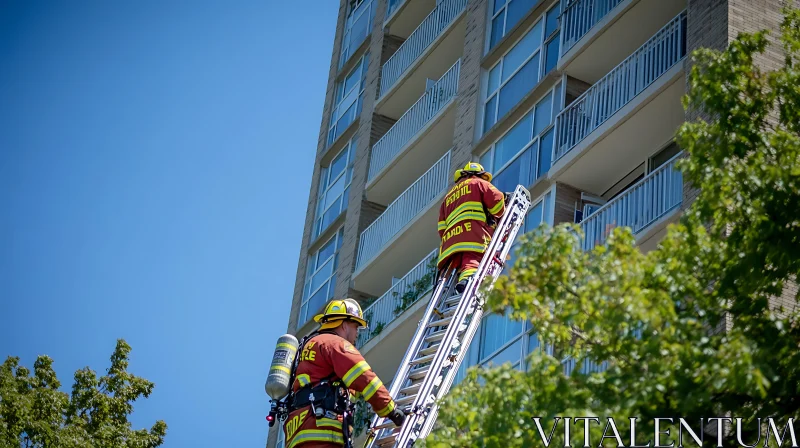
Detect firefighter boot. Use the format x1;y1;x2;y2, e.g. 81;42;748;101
455;275;473;294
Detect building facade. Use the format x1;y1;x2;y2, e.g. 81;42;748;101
268;0;785;446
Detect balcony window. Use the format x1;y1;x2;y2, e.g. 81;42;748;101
482;3;559;133
479;83;562;192
543;4;560;74
328;54;369;147
340;0;375;68
314;138;356;238
487;0;542;51
300;228;345;324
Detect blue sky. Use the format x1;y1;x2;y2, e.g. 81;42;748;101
0;1;337;445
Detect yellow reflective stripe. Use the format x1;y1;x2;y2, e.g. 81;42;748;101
296;374;310;387
437;242;487;264
361;376;383;401
446;202;484;225
459;268;478;281
316;418;342;429
270;365;291;374
276;343;295;350
488;200;504;215
437;220;447;231
287;429;343;448
375;400;395;417
443;212;486;232
342;360;370;387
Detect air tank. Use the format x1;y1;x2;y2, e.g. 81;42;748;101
265;334;299;400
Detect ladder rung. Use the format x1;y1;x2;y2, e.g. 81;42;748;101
443;294;462;306
399;382;421;396
424;330;447;344
408;365;430;380
375;432;398;447
418;343;440;357
395;393;417;406
427;316;452;328
409;353;435;366
372;419;397;431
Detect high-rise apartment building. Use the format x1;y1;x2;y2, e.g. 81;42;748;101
268;1;785;446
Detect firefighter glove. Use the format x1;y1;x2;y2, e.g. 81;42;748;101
387;408;406;427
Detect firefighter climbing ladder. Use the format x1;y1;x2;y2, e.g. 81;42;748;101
363;184;532;448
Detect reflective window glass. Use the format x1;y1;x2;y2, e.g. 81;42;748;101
533;94;552;136
494;113;532;169
501;22;542;80
479;313;523;359
497;53;539;118
538;128;554;178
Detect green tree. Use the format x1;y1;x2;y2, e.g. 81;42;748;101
425;6;800;448
0;340;167;448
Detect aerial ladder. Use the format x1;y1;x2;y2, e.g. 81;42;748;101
362;184;532;448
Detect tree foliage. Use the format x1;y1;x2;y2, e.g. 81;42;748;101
0;340;167;448
425;6;800;447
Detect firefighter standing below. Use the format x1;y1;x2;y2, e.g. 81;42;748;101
284;299;405;448
437;162;506;293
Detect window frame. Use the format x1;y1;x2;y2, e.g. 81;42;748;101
340;0;375;68
482;18;545;133
486;0;543;53
300;227;345;324
479;82;562;189
314;138;356;238
481;2;560;134
328;54;369;146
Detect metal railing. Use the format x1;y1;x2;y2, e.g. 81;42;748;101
386;0;406;20
554;11;687;162
560;0;625;54
340;0;375;68
580;153;683;251
369;60;460;181
357;250;439;348
358;150;451;268
379;0;467;96
562;356;609;376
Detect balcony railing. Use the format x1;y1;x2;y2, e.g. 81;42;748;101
385;0;406;20
562;356;609;376
357;150;450;269
553;11;687;162
369;60;460;181
340;0;375;69
581;153;683;251
379;0;467;96
560;0;625;54
356;250;438;348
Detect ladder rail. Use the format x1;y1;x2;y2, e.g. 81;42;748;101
416;190;530;439
363;268;456;445
362;185;532;448
395;186;531;446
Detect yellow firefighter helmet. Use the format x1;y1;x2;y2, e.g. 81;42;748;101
314;298;368;329
454;161;492;183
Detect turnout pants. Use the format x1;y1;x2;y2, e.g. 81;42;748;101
445;251;483;282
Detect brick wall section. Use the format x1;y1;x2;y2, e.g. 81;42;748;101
553;183;582;225
680;0;729;213
450;0;488;173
